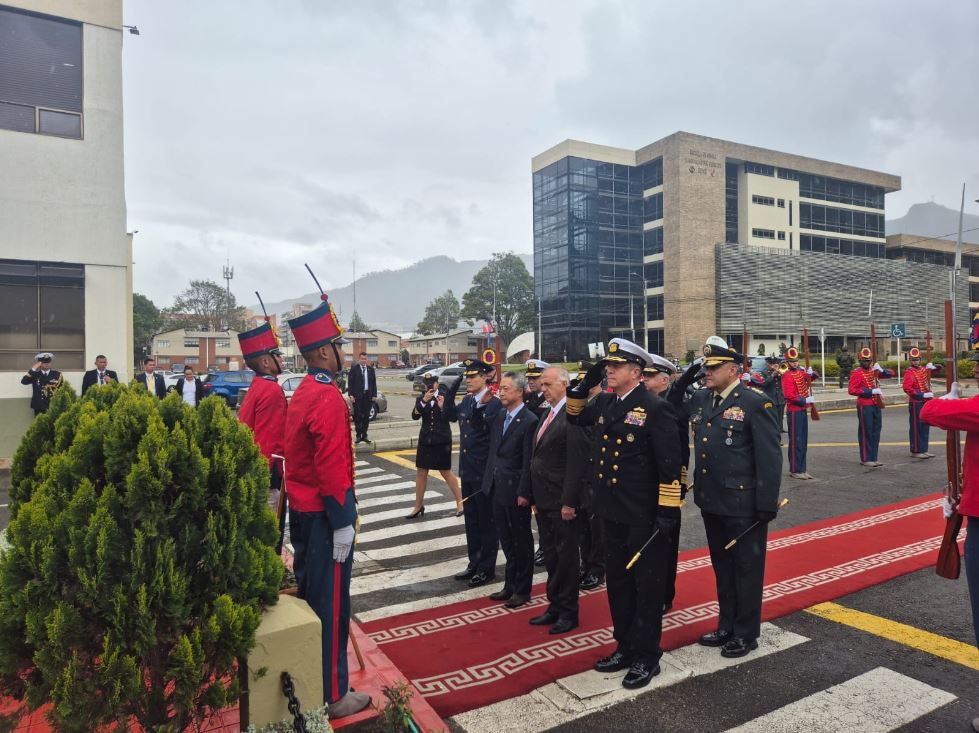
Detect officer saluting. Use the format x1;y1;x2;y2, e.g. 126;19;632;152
21;352;63;415
689;338;782;658
567;338;682;690
523;359;550;418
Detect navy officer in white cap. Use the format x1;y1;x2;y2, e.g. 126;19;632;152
566;337;682;689
21;352;63;415
523;358;551;418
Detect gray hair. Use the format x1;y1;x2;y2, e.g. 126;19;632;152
502;371;527;392
543;366;569;384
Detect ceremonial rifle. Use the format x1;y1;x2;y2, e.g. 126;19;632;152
926;329;933;365
869;323;885;408
802;327;820;421
742;323;750;373
936;300;964;579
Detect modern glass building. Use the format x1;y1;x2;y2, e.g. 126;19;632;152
532;133;903;360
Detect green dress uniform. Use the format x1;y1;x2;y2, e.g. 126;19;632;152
567;339;682;684
688;344;782;650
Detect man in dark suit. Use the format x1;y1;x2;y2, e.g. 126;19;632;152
135;356;166;398
444;359;503;587
347;352;377;443
566;338;683;690
528;366;587;634
81;354;119;395
688;338;782;659
482;371;538;608
21;352;63;415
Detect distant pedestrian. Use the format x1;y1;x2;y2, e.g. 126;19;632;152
171;365;205;406
836;345;855;388
81;354;117;395
848;347;895;467
902;347;939;459
348;352;377;443
407;372;464;519
21;352;62;415
136;357;166;398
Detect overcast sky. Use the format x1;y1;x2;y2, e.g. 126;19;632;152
123;0;979;309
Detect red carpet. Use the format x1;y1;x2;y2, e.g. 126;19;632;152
361;493;952;718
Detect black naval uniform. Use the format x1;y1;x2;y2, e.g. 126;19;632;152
523;390;549;418
412;382;454;470
21;367;63;415
567;383;682;667
688;382;782;644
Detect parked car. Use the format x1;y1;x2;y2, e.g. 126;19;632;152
412;362;465;393
406;363;441;381
201;370;255;408
236;373;387;420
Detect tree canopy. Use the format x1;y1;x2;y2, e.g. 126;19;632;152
133;293;162;365
461;252;534;349
417;290;462;335
348;311;370;332
167;280;247;332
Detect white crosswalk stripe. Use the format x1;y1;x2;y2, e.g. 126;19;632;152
355;481;416;497
355;473;403;486
357;515;464;544
357;489;440;510
359;500;459;525
355;466;384;475
351;556;471;596
360;533;468;562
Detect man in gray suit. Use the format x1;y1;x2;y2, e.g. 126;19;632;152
528;367;589;634
482;372;538;608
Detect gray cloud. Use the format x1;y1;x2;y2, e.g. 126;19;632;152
124;0;979;309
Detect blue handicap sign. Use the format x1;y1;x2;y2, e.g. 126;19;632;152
890;323;906;338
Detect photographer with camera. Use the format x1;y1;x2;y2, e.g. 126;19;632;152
407;371;464;519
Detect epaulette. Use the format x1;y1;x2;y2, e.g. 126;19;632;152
313;372;333;384
261;374;277;381
748;386;765;395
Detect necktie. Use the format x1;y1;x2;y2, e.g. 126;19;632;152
363;366;368;393
503;412;513;435
537;409;555;443
713;393;721;409
98;371;104;384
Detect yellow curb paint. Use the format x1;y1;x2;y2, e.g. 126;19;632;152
806;601;979;671
374;448;460;483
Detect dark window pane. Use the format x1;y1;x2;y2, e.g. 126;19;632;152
0;99;33;132
0;7;83;111
0;284;38;348
39;284;84;349
38;108;80;137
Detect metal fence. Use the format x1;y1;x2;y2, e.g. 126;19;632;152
715;243;969;341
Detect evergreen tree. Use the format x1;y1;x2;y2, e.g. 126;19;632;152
461;252;534;350
0;383;281;732
348;311;370;332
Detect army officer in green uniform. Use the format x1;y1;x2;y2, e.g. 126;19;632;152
688;338;782;658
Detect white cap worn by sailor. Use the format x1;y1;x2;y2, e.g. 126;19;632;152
605;338;653;368
643;353;677;376
524;359;550;377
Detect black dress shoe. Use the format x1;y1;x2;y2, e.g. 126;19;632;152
453;567;475;581
594;650;632;673
720;637;758;658
662;601;673;614
549;618;579;635
504;594;529;609
622;661;660;689
529;611;559;626
489;588;513;601
580;573;604;590
534;547;545;567
698;629;733;647
404;506;425;520
468;571;494;588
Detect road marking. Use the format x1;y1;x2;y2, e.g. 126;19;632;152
355;460;369;467
355;473;403;486
355;466;384;475
351;555;471;596
355;570;549;623
450;624;808;733
0;503;7;509
375;449;460;483
355;481;417;497
361;533;468;561
357;490;440;510
359;500;459;524
357;515;465;544
724;667;955;732
806;601;979;671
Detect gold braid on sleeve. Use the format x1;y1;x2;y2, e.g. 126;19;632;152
566;396;587;416
658;480;684;508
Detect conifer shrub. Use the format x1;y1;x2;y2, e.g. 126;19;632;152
0;384;282;732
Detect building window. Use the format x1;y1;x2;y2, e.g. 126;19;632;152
157;357;170;365
745;162;775;177
186;356;200;365
644;227;664;256
799;203;884;238
789;201;793;226
777;199;785;208
647;329;664;356
971;283;979;303
752;228;776;240
184;338;199;348
751;195;775;207
800;235;884;258
725;162;739;243
216;339;230;348
157;339;170;349
367;339;378;347
646;295;664;321
0;7;83;139
0;259;85;370
640;157;663;188
388;340;398;347
643;192;663;223
777;231;786;241
644;261;664;288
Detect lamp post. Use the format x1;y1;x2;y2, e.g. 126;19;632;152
629;272;648;351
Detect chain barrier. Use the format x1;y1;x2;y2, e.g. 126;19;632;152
280;671;309;733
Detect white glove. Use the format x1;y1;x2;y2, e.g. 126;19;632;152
940;382;960;400
805;396;815;404
693;356;704;368
871;388;882;395
926;362;936;371
740;373;751;383
333;525;355;563
923;392;934;399
942;496;954;520
806;366;815;376
873;362;884;373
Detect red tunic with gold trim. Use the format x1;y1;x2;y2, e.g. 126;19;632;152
238;374;287;462
848;366;893;407
920;396;979;517
781;367;813;413
902;365;933;404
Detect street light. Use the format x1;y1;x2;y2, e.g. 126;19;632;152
123;24;140;35
629;272;648;352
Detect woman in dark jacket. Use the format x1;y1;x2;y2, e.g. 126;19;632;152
406;372;463;519
170;365;205;407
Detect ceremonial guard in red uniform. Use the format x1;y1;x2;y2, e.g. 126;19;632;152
848;347;895;467
284;290;371;719
781;347;817;480
902;347;939;459
237;302;289;549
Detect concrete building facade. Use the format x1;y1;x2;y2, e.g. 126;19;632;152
344;330;404;368
532;132;902;360
406;330;482;366
151;329;242;373
0;0;130;458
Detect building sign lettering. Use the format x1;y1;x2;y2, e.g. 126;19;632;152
684;148;721;177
